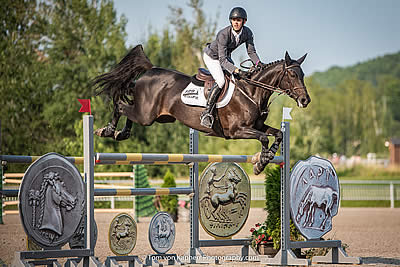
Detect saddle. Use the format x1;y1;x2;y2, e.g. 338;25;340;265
191;68;230;101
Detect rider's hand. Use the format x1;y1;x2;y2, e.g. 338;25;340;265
233;68;247;80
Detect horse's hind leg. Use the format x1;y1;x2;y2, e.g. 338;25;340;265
114;118;132;141
94;104;121;138
94;100;133;141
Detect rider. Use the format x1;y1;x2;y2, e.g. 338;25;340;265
200;7;262;128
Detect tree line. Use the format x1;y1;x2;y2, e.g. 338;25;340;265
1;0;399;176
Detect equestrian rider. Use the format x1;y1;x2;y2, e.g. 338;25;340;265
200;7;262;128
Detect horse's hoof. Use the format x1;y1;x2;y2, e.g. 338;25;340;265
251;152;261;164
266;151;275;160
114;130;130;141
260;154;271;165
253;162;265;175
94;126;115;138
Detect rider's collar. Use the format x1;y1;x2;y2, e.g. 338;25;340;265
231;27;243;36
231;27;243;44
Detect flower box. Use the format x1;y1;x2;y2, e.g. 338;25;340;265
257;242;278;256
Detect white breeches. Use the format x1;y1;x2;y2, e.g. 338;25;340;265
203;53;225;88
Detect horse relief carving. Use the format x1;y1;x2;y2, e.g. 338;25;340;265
199;162;251;238
19;153;85;248
295;185;338;231
290;156;340;239
155;217;172;248
34;171;77;242
109;213;137;256
112;217;135;248
200;166;247;223
148;212;175;254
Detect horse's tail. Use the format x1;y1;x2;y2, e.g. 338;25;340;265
92;44;153;103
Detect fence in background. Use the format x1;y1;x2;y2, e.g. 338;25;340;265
2;179;400;213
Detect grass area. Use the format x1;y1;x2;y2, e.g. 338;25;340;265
3;204;17;210
251;200;266;208
94;201;133;209
340;176;400;181
337;165;400;180
340;200;400;208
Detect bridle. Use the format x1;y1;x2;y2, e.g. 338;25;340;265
228;60;306;113
239;61;306;97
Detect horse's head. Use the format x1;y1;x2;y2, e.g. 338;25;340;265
227;169;241;184
53;177;76;211
250;52;311;108
281;52;310;108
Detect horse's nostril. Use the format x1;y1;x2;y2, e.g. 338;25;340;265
301;96;309;105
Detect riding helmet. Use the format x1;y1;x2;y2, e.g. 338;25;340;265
229;7;247;21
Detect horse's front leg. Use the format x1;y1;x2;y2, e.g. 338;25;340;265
230;126;275;175
260;124;283;162
252;124;283;174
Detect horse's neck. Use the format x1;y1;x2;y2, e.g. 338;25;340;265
40;186;63;235
45;186;59;207
244;64;284;103
226;183;235;196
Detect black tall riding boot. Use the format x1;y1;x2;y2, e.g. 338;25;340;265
200;83;222;128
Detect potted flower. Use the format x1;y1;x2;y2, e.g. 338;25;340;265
250;222;277;256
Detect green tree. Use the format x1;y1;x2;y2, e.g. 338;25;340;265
135;165;156;217
0;0;51;161
264;166;303;249
41;0;127;153
0;0;129;173
160;170;178;222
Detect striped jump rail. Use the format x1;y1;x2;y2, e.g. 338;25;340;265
0;187;193;198
0;155;84;164
95;153;283;165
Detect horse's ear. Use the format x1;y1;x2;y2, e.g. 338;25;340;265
285;51;292;66
297;53;307;65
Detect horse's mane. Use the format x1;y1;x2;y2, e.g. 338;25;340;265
37;174;52;228
248;59;284;77
37;172;63;242
262;59;285;69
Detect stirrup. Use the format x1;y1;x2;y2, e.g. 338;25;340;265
200;112;214;128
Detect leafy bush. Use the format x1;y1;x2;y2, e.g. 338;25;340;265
264;166;303;249
160;170;178;222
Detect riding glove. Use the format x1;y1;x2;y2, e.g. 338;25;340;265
233;69;248;80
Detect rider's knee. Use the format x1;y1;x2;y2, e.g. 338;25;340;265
215;78;225;88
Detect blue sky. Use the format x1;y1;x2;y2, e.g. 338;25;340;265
114;0;400;75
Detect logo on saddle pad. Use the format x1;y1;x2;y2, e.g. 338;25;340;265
181;68;235;108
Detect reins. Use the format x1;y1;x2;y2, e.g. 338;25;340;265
231;60;304;113
241;62;302;95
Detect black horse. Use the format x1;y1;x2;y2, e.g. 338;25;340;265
93;45;310;174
